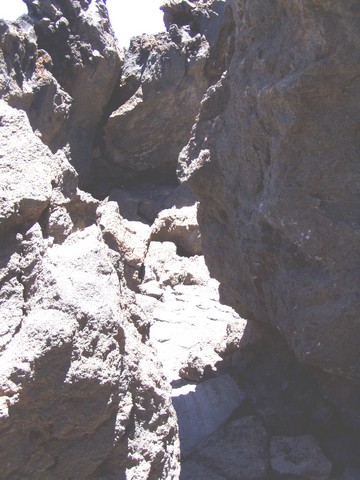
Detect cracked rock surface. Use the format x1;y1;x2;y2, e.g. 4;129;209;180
1;0;360;479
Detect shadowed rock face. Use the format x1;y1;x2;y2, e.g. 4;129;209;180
23;0;122;188
98;0;235;191
179;0;360;383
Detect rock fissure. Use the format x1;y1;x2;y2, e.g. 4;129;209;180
0;0;360;479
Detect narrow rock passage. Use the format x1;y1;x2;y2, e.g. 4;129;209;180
99;177;247;464
107;181;339;480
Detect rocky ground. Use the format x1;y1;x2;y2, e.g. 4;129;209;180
1;0;360;479
108;180;360;479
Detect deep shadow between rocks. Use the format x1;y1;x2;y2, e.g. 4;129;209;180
224;322;360;477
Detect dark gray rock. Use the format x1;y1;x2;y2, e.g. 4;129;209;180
179;0;360;385
270;435;332;480
23;0;122;188
191;416;269;480
180;460;226;480
99;0;235;190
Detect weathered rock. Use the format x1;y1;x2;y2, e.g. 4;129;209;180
215;319;261;370
97;200;150;289
0;223;179;479
179;0;360;385
179;346;222;382
172;374;244;457
0;100;76;238
270;435;332;480
0;53;180;478
190;416;269;479
100;0;234;189
108;182;178;223
149;279;241;382
23;0;122;188
161;0;235;82
102;31;209;185
0;16;73;146
151;203;202;256
141;241;209;289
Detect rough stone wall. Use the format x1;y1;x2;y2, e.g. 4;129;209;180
0;2;180;478
98;0;235;191
179;0;360;384
22;0;122;188
0;98;179;480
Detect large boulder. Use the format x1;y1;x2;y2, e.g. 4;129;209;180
99;0;235;189
0;99;179;478
179;0;360;385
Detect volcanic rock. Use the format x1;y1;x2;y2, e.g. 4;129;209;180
270;435;332;479
0;46;179;480
23;0;122;188
172;375;244;457
179;0;360;386
185;416;269;479
99;0;235;189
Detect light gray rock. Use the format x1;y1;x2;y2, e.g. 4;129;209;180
150;203;202;256
150;280;241;382
0;223;180;479
270;435;332;480
142;241;209;290
215;319;262;370
97;200;151;289
0;67;180;478
179;346;223;382
194;416;269;480
0;100;76;237
172;374;244;457
0;238;23;354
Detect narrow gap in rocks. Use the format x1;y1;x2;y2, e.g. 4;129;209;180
1;1;360;479
86;3;356;479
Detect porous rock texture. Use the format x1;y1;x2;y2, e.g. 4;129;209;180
179;0;360;395
0;1;181;478
23;0;122;188
0;94;179;480
98;0;235;189
3;0;360;478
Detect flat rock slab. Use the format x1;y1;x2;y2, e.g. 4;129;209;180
270;435;332;480
194;416;269;480
149;282;243;382
172;374;244;457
